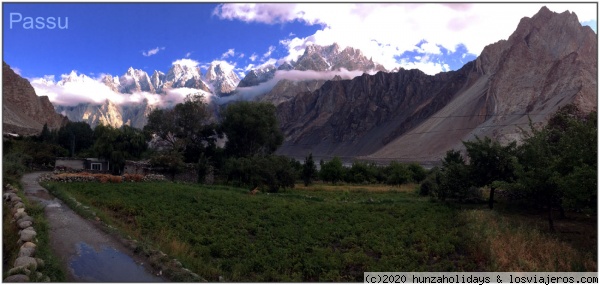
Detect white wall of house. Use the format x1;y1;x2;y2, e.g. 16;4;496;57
55;159;85;170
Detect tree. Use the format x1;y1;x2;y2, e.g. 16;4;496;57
223;155;296;192
512;106;597;231
144;94;218;164
385;161;412;185
346;161;374;184
464;136;517;209
319;157;344;184
93;124;147;174
37;123;53;143
419;167;441;196
57;121;95;156
302;153;318;186
407;163;427;183
436;150;470;201
550;107;597;213
221;101;283;158
149;149;186;181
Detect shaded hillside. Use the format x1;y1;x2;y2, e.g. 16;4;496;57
276;62;481;159
3;62;68;135
367;6;597;162
275;7;597;162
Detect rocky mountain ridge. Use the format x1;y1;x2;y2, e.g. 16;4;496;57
3;62;68;135
276;6;597;163
235;43;388;105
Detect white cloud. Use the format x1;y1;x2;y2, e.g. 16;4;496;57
221;48;235;58
249;53;258;62
238;53;245;58
142;46;165;57
208;60;237;73
12;67;22;75
219;68;375;103
214;3;597;75
185;52;192;58
398;55;451;75
30;70;213;108
172;58;199;67
263;45;276;59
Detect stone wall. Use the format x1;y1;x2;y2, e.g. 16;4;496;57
124;160;209;184
3;184;51;282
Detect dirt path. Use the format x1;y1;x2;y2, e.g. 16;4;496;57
22;172;165;282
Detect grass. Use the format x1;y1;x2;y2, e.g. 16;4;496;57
463;208;597;272
3;201;20;278
295;182;419;193
45;181;476;281
25;202;67;281
2;189;66;282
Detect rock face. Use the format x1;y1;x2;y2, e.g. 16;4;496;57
237;65;276;88
119;67;155;94
56;99;153;129
3;62;68;135
236;43;388;106
162;64;211;92
277;64;478;159
204;61;240;96
294;43;386;72
260;79;329;106
277;7;597;162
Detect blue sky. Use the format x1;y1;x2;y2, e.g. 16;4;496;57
3;3;597;82
3;3;321;78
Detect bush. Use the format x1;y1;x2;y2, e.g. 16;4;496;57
223;155;296;192
319;157;345;184
124;174;144;182
408;163;427;183
345;162;375;184
3;152;31;180
385;162;412;185
419;170;439;196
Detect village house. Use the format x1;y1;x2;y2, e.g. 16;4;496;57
55;157;110;172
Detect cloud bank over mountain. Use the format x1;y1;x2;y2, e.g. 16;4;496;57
220;68;375;103
30;71;214;108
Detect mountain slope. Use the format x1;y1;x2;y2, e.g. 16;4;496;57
275;7;597;162
3;62;68;135
276;63;480;159
367;6;597;163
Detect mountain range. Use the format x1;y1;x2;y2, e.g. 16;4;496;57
275;6;597;163
3;6;597;164
47;41;383;129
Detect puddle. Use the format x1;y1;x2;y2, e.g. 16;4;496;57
69;242;163;282
30;190;53;201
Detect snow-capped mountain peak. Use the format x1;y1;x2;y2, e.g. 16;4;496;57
58;71;95;86
203;61;240;96
119;67;154;94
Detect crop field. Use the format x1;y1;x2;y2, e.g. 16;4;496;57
44;181;596;281
45;182;477;281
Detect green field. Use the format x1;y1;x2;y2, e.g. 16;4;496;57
44;182;596;281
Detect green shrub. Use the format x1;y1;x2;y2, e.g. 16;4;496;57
223;155;296;192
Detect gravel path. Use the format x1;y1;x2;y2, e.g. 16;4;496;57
21;172;165;282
